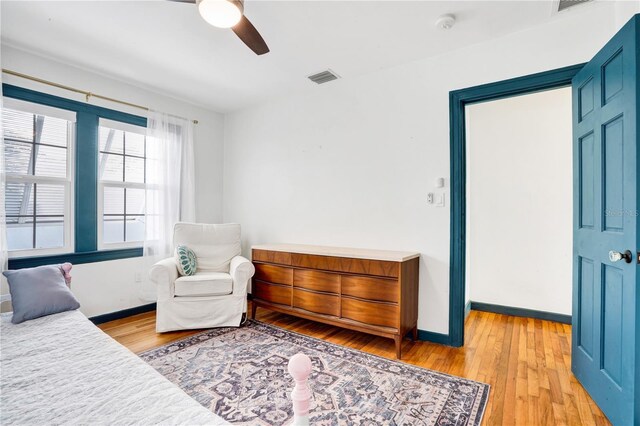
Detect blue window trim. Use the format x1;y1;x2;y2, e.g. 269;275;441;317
3;84;147;269
446;64;584;347
8;248;144;269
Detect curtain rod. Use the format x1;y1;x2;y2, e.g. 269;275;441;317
1;68;199;125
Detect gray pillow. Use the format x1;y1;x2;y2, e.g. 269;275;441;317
3;265;80;324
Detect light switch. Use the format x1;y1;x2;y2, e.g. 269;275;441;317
435;193;445;207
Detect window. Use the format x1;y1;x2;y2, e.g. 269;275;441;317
3;98;75;257
98;119;147;248
3;84;147;268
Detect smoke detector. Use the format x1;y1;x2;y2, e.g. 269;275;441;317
435;14;456;30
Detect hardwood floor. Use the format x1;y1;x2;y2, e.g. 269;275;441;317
99;304;610;425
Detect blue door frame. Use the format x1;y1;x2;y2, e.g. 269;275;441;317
448;64;584;347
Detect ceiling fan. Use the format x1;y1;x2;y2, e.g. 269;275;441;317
170;0;269;55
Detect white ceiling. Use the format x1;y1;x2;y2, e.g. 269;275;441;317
1;1;599;113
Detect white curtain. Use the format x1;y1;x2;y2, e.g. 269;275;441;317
0;73;7;272
142;110;195;298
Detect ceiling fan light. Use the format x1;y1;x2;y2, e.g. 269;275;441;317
198;0;243;29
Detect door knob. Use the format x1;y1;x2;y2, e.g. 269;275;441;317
609;250;633;264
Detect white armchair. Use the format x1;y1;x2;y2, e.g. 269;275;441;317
150;222;255;333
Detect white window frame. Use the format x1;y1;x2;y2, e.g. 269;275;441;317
97;118;147;250
97;182;146;250
4;98;76;258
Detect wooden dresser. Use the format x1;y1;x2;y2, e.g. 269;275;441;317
250;244;420;358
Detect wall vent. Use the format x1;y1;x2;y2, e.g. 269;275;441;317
308;70;340;84
557;0;592;12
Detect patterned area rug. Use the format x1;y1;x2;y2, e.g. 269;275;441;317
140;321;489;425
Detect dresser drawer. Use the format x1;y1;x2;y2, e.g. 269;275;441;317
253;280;291;306
293;288;340;317
254;264;293;286
341;298;398;329
252;249;292;266
341;276;399;303
291;254;399;278
294;269;340;294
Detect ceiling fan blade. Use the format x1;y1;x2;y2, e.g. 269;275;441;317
232;15;270;55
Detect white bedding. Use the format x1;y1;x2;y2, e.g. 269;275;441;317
0;310;227;426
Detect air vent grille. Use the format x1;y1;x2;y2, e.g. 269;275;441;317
308;70;339;84
558;0;592;12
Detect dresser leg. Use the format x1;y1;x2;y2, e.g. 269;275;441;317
251;302;257;320
412;326;418;341
394;335;402;359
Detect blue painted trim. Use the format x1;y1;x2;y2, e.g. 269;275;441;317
2;84;147;127
635;15;640;426
7;248;143;270
417;329;451;345
449;64;584;347
2;84;147;265
89;302;156;325
470;302;571;325
75;111;99;252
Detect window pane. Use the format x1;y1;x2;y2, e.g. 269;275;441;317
125;132;145;157
4;106;70;181
39;116;68;147
125;216;145;242
5;183;34;217
125;156;145;183
35;217;64;249
99;121;146;248
36;184;65;216
103;186;124;215
6;216;34;251
3;101;72;253
99;127;124;154
3;109;33;142
34;145;67;178
103;216;124;244
5;185;67;251
5;140;33;175
126;188;145;215
99;152;123;181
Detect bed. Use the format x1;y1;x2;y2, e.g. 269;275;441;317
0;309;228;425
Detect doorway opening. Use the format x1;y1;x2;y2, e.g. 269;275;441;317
464;87;573;329
448;64;584;347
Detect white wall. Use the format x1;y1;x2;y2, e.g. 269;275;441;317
1;45;225;317
223;5;639;334
465;88;572;315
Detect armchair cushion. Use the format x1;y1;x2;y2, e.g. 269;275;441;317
173;223;241;273
174;273;233;297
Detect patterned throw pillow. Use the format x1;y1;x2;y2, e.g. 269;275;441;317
175;245;197;276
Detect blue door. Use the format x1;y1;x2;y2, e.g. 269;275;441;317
572;14;639;425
